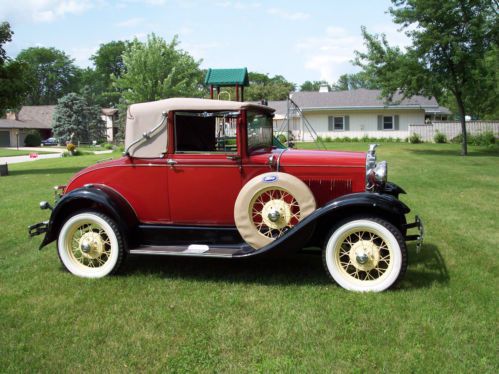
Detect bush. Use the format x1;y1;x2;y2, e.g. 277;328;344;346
434;131;447;143
24;131;41;147
66;143;76;153
277;134;287;144
409;133;423;144
451;131;496;146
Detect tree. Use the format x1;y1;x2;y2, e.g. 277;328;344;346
244;72;295;100
16;47;79;105
300;80;330;92
114;34;203;104
331;72;379;91
52;93;106;144
86;41;129;107
355;0;498;155
0;22;30;114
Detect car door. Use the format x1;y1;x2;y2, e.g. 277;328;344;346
166;110;242;225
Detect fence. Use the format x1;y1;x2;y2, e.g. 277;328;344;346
408;121;499;142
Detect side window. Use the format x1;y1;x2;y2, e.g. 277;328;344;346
174;111;238;153
247;111;273;153
383;116;394;130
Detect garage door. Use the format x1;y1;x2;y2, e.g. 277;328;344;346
0;131;10;147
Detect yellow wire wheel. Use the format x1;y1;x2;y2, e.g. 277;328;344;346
323;218;406;292
57;212;124;278
234;172;316;249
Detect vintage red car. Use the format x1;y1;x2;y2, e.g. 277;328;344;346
29;98;423;292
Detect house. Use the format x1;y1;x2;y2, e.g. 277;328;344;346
0;106;119;147
101;108;119;142
0;106;54;147
270;88;451;141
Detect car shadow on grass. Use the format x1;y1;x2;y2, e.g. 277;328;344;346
401;242;449;289
119;242;449;290
120;252;330;286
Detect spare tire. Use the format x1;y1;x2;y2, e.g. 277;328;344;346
234;172;316;249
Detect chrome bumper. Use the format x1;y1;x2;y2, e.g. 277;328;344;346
404;215;424;253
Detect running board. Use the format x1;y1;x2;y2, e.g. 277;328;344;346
129;243;252;258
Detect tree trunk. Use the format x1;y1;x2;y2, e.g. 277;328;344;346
456;94;468;156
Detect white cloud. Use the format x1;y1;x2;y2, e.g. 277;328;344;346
268;8;310;21
215;1;261;10
70;45;98;67
115;17;144;28
297;25;411;82
0;0;95;23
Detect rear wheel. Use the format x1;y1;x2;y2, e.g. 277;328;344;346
57;212;125;278
322;217;407;292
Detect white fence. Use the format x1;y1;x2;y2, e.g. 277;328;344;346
408;121;499;142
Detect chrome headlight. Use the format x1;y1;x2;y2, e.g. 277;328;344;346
366;144;388;191
374;161;387;185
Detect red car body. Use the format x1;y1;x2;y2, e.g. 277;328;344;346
29;98;423;292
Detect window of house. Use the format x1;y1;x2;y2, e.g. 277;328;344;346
175;111;238;153
328;116;344;131
383;116;394;130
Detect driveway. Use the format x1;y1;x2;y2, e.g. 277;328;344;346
0;153;63;165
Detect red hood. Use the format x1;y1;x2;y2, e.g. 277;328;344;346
279;149;365;168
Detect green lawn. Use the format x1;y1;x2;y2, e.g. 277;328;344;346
0;148;58;157
1;144;498;372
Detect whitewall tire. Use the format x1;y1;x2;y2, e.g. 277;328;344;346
57;212;125;278
323;217;407;292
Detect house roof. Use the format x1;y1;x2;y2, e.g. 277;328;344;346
0;105;55;129
290;89;439;111
204;68;249;87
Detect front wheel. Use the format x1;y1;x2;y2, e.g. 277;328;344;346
57;212;125;278
323;217;407;292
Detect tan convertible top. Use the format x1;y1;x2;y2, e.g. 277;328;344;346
125;98;274;158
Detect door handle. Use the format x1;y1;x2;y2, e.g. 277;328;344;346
166;159;177;167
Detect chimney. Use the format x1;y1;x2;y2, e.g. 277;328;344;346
319;84;330;93
6;110;19;120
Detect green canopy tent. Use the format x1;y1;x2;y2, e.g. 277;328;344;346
204;68;249;101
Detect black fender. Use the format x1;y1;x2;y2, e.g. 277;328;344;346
39;185;139;250
245;190;410;257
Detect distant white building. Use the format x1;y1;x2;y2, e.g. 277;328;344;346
101;108;119;142
269;89;451;141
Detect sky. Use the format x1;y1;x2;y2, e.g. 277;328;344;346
1;0;411;86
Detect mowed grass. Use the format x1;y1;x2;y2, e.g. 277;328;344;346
0;144;498;373
0;148;57;157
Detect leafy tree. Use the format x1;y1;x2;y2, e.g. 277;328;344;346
114;34;203;104
244;72;295;100
300;80;330;92
52;93;106;143
0;22;30;114
331;72;379;91
17;47;79;105
355;0;498;155
86;41;129;107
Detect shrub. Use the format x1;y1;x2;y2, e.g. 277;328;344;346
434;131;447;143
66;143;76;153
324;136;332;142
409;133;423;144
277;134;287;144
24;131;41;147
101;142;114;150
451;131;496;146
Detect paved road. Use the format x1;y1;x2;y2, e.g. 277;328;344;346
0;153;63;165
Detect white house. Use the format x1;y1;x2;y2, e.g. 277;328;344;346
270;89;451;141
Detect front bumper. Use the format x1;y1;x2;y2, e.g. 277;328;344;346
404;215;424;252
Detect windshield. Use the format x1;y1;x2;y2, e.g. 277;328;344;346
247;111;273;153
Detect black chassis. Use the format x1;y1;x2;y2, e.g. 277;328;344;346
29;182;423;258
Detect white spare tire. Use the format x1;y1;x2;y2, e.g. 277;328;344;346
234;172;316;249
